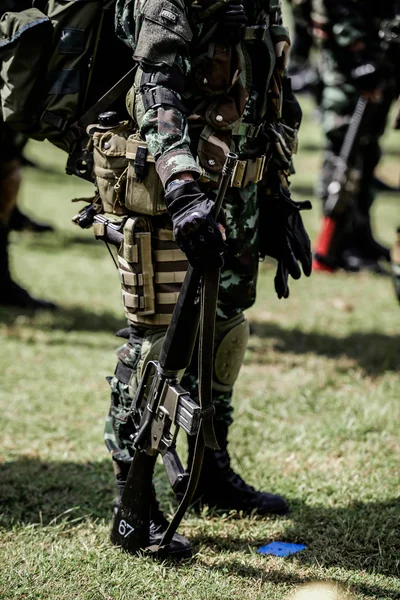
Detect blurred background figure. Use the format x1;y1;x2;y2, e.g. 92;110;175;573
310;0;398;274
0;121;56;310
287;0;323;106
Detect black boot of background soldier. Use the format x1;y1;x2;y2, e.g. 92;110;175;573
182;421;289;516
0;224;57;310
9;205;54;233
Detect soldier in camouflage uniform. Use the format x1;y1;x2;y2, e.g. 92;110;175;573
311;0;397;272
101;0;312;558
0;121;56;309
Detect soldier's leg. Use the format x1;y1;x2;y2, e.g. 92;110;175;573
349;93;393;267
314;53;390;272
0;125;56;309
313;53;358;270
104;220;191;558
181;184;289;515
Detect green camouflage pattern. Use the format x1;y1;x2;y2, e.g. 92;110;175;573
117;0;284;187
104;181;261;455
105;0;292;457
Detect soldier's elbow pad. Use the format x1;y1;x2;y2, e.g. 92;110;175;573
133;0;193;68
213;314;250;393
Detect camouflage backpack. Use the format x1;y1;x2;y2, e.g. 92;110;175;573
0;0;131;153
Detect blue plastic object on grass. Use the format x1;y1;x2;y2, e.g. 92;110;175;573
257;541;306;557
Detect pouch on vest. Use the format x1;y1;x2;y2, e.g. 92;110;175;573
125;135;166;216
0;9;53;131
127;226;189;327
192;43;241;96
119;217;156;320
91;121;131;216
197;125;233;177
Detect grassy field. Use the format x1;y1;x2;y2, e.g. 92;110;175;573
0;95;399;600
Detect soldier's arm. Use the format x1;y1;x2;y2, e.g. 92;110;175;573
135;57;200;188
118;0;201;188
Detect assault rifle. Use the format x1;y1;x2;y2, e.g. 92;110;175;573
74;152;237;556
314;15;400;269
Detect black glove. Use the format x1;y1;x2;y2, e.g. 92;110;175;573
259;184;312;299
218;0;247;45
164;180;225;268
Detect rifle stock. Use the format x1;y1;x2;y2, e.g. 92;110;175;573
110;451;155;553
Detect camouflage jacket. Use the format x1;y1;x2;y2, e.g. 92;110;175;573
115;0;294;187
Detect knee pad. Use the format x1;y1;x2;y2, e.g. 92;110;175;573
213;313;250;393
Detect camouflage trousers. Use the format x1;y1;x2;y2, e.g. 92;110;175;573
104;183;260;464
317;48;393;214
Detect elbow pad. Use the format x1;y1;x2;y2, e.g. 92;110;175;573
140;67;188;113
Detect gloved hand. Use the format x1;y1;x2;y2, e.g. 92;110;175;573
259;184;312;299
218;0;247;45
164;180;225;268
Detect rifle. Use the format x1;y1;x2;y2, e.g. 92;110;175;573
313;15;400;270
75;153;238;556
313;96;371;268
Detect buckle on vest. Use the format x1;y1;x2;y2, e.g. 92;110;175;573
231;155;267;188
243;23;269;43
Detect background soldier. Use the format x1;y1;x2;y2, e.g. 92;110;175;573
311;0;397;273
101;0;312;558
287;0;322;100
0;122;56;310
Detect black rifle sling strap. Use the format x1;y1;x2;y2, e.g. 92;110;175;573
64;66;138;146
157;265;220;551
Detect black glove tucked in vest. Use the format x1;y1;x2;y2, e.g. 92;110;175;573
259;183;312;299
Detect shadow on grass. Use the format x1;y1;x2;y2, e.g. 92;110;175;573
299;141;400;158
12;230;103;250
248;321;400;375
0;305;125;334
195;557;398;599
1;458;399;585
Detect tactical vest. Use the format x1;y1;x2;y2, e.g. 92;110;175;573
188;0;290;177
126;0;290;177
0;0;131;152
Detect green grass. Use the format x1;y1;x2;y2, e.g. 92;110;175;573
1;96;399;600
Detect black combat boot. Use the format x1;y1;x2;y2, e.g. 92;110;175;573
114;468;192;559
9;206;54;233
185;422;289;516
0;224;57;310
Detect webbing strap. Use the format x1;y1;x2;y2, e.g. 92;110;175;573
141;86;188;113
154;249;187;262
158;264;220;550
232;121;263;138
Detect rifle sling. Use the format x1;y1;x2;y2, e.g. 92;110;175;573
64;66;138;146
155;266;220;552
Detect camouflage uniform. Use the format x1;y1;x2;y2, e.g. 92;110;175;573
312;0;397;269
103;0;305;519
105;181;259;461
